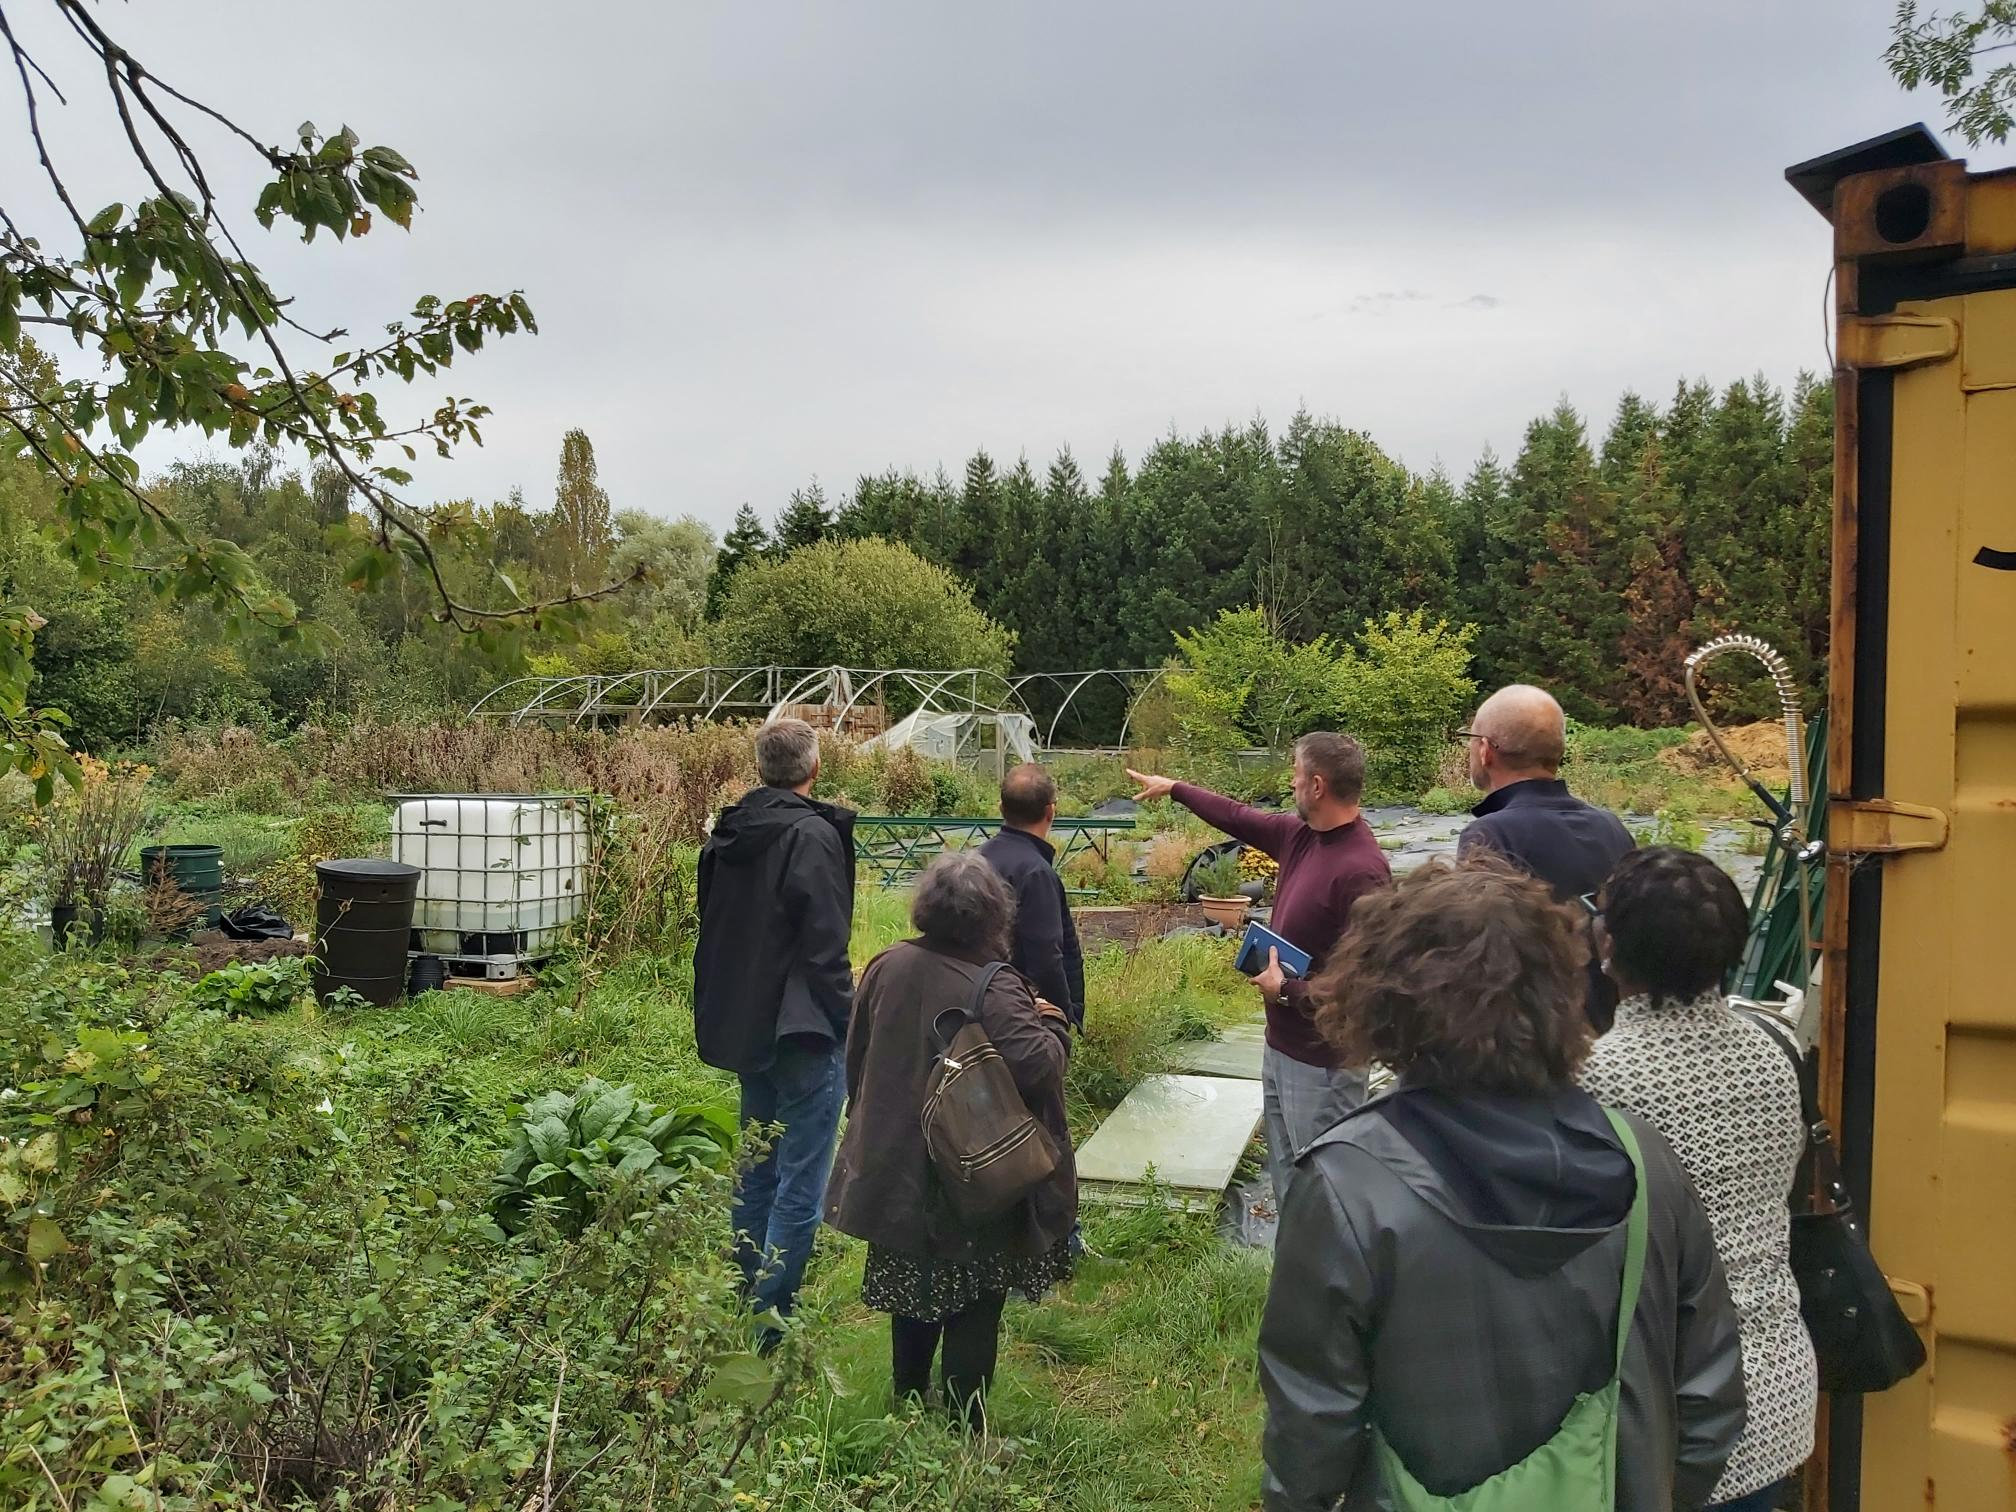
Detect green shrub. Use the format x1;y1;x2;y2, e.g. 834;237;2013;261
1338;610;1477;799
256;804;389;925
1167;609;1345;753
490;1077;736;1236
1163;607;1474;800
709;537;1014;676
187;954;314;1016
0;955;164;1288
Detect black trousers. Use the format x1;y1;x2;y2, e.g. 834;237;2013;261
890;1292;1007;1431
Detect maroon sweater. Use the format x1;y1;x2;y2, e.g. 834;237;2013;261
1174;782;1392;1068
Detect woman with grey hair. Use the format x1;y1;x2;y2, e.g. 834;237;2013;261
825;849;1076;1432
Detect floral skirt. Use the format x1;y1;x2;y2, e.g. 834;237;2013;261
861;1237;1074;1322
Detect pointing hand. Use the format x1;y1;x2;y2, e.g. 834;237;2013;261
1126;767;1176;803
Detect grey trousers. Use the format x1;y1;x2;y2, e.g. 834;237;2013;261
1261;1045;1368;1210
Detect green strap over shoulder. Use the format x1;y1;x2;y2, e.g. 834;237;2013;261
1600;1106;1649;1376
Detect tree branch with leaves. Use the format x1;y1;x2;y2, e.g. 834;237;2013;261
0;0;633;794
1889;0;2016;146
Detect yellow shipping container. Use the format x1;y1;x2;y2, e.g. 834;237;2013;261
1786;126;2016;1512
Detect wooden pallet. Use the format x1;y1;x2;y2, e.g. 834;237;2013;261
443;974;536;997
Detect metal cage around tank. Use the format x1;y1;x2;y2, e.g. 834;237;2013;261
388;793;590;980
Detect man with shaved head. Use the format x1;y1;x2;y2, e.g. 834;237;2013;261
979;763;1085;1028
1457;684;1635;1026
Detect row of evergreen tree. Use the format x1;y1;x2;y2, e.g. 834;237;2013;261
6;371;1832;751
710;374;1833;727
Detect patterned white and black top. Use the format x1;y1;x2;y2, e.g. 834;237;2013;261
1581;991;1818;1501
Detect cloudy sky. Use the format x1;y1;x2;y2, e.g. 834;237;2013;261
3;1;2001;536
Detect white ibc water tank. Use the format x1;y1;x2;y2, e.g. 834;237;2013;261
390;795;586;956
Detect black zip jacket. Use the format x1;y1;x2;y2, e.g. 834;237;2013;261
977;826;1086;1026
1260;1084;1745;1510
1459;778;1636;901
693;787;856;1074
1460;778;1636;1028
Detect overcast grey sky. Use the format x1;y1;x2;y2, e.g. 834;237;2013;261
3;1;1997;535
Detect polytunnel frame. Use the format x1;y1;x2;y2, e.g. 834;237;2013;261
469;664;1170;750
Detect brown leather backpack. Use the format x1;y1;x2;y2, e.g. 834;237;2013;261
920;962;1059;1223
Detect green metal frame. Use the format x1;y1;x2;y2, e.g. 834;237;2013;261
851;815;1136;890
1735;711;1828;1001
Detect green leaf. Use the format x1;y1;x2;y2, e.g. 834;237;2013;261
705;1352;774;1405
575;1083;638;1146
25;1216;67;1262
525;1115;569;1165
86;203;124;235
362;144;418;176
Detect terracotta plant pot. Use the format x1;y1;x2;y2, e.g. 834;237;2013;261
1199;895;1250;930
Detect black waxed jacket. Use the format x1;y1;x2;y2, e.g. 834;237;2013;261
692;787;856;1075
1259;1087;1746;1512
977;826;1086;1026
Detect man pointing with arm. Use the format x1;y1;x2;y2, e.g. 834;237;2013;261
1128;732;1390;1207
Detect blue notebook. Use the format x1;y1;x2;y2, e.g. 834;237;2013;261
1234;920;1311;979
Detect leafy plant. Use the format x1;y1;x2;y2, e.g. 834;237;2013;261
490;1077;735;1236
187;953;313;1015
1192;849;1245;898
1635;807;1708;852
1237;845;1278;897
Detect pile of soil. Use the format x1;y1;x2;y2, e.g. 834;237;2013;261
152;929;310;975
1072;902;1209;952
1658;722;1795;787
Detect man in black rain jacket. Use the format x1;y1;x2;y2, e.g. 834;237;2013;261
694;718;856;1336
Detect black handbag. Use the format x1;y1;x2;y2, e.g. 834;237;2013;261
1735;1006;1927;1394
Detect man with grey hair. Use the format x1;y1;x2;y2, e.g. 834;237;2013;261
1128;732;1391;1207
1456;683;1634;1027
695;717;857;1344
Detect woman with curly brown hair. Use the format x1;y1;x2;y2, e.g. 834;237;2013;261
1257;856;1747;1512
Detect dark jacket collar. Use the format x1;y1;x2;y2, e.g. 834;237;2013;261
913;935;998;969
1471;777;1573;818
991;824;1056;863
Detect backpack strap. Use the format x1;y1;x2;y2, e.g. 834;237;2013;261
934;961;1011;1051
1600;1106;1650;1377
968;960;1010;1016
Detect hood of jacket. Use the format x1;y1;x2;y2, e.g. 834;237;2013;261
1344;1083;1636;1278
706;786;855;865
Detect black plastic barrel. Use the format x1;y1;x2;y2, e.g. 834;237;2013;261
312;860;421;1006
139;843;225;926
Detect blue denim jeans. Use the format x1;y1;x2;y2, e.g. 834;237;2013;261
733;1039;845;1322
1708;1479;1797;1512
